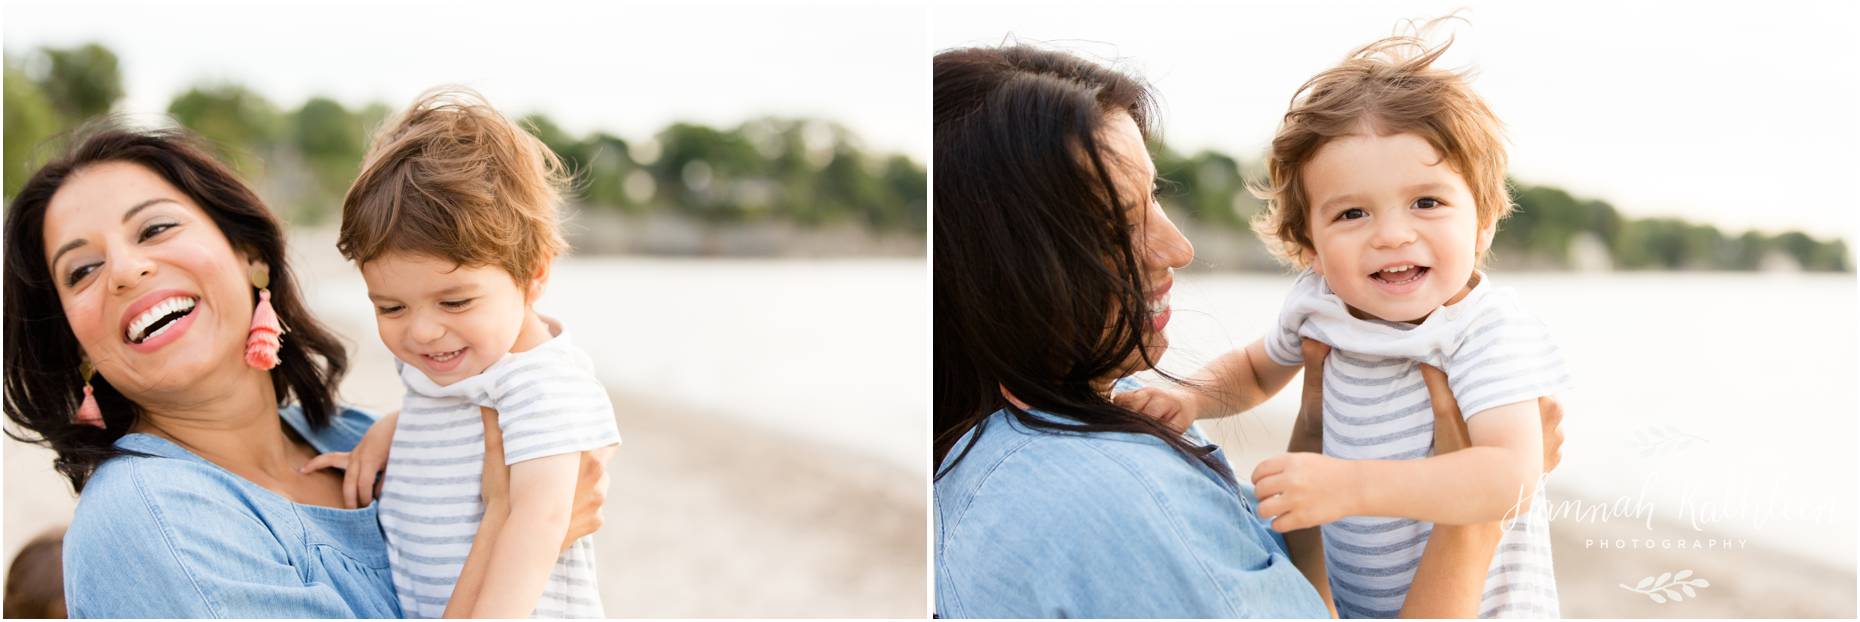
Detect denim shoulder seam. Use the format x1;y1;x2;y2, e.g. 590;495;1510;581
287;505;314;584
930;487;966;618
937;434;1040;618
941;433;1038;534
935;553;968;618
128;457;223;618
1076;439;1246;617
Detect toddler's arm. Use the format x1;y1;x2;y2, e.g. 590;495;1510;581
1256;399;1545;530
464;453;579;617
1355;399;1544;524
444;408;511;618
1113;337;1301;429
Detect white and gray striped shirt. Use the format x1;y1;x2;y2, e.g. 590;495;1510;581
378;328;622;618
1265;270;1568;618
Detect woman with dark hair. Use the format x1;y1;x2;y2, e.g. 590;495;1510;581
3;124;611;617
933;45;1562;618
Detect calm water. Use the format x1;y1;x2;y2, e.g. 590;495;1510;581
1155;271;1858;569
306;255;929;475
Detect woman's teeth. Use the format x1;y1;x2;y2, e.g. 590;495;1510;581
127;297;198;343
1148;293;1171;316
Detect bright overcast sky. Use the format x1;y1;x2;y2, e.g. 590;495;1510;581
935;0;1858;241
4;0;929;162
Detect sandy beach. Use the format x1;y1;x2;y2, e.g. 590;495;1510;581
3;376;927;618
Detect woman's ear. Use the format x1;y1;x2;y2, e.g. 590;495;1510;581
247;257;271;288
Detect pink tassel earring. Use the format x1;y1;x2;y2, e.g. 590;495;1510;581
74;361;104;429
245;265;284;370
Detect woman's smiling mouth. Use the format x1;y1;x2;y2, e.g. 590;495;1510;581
120;291;202;351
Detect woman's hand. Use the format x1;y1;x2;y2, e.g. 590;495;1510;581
300;410;399;509
1539;395;1564;473
479;407;510;509
476;408;616;553
1252;452;1359;532
563;445;616;551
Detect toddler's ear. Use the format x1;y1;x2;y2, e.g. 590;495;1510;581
1300;247;1322;274
1476;219;1498;256
526;262;552;302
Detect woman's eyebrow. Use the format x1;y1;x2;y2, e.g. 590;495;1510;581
49;198;182;269
121;197;180;223
49;239;88;270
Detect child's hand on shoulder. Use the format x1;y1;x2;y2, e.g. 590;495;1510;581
301;410;399;509
1112;384;1200;433
1252;452;1360;532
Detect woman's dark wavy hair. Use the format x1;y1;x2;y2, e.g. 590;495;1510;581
4;122;350;493
934;45;1228;481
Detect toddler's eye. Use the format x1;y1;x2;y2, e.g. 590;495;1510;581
1413;197;1441;210
440;298;475;310
375;305;404;315
1336;208;1367;221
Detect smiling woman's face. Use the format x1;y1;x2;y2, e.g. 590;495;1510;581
1097;112;1194;379
42;161;258;401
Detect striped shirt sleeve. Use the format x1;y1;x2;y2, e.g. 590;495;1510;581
487;350;623;465
1442;293;1573;419
1263;271;1323;367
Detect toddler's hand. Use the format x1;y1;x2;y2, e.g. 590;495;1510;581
301;410;399;509
1112;385;1198;433
1252;452;1359;532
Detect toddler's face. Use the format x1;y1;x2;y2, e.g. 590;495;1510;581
1300;131;1494;322
360;251;534;386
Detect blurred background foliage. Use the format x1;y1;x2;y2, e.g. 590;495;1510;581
6;42;1846;270
5;43;926;243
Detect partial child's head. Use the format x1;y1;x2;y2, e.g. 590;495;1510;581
1252;24;1509;322
5;528;66;618
338;87;568;384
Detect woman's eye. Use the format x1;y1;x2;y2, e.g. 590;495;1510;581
440;299;474;310
1336;208;1368;221
1413;197;1441;210
65;263;99;287
138;222;177;242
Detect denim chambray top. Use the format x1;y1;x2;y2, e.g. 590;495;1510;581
934;380;1329;618
62;404;402;618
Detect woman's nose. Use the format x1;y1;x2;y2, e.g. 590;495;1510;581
1144;200;1194;270
107;249;156;293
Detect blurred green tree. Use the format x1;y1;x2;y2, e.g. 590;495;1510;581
168;83;283;178
290;97;368;222
5;56;63;197
39;43;123;121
